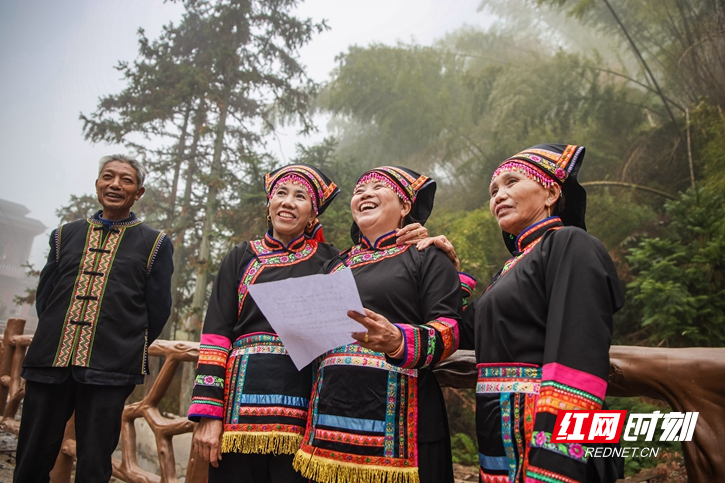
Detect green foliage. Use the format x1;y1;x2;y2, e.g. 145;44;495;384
627;188;725;347
427;208;510;290
586;191;657;250
450;433;479;466
320;26;655;212
691;102;725;193
606;397;683;476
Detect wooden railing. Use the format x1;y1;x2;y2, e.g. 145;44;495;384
2;318;724;483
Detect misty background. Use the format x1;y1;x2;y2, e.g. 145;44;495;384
1;1;724;475
0;0;489;267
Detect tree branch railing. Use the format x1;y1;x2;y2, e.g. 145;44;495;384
2;319;724;482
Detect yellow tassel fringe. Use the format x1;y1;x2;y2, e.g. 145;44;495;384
293;450;420;483
221;431;303;455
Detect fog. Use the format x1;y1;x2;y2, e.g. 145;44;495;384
0;0;492;267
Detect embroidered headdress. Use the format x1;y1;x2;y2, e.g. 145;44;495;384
491;144;587;251
264;164;340;242
265;163;339;216
350;166;436;243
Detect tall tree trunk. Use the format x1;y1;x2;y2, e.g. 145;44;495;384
163;102;205;342
145;103;193;397
166;102;192;235
179;92;229;416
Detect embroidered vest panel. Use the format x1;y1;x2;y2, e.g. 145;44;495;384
476;363;542;483
296;243;423;483
237;238;318;317
24;218;165;375
220;333;312;455
297;344;420;483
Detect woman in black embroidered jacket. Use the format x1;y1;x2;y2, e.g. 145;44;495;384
189;164;429;482
294;167;463;483
461;144;624;483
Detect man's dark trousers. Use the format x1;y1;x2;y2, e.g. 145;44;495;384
13;378;135;483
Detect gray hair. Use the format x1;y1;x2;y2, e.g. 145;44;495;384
98;154;148;188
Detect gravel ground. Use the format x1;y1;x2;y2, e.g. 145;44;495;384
0;431;17;482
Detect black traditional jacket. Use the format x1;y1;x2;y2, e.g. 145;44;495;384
462;217;624;483
23;211;172;384
188;232;339;456
294;231;463;483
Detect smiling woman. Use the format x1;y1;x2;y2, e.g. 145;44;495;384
294;166;462;483
268;179;318;245
189;164;342;483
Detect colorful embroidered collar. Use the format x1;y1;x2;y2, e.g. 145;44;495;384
513;217;563;255
262;231;308;252
360;230;398;250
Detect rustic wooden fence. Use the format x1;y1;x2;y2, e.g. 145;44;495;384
2;318;724;482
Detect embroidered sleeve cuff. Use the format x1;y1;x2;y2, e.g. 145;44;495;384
188;398;225;421
389;323;419;368
198;333;232;368
536;363;606;415
458;271;477;297
427;317;460;362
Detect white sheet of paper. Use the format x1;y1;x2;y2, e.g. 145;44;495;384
247;267;365;370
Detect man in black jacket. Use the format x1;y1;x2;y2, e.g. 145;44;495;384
14;154;173;483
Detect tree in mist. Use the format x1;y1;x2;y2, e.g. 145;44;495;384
80;0;326;412
306;0;725;360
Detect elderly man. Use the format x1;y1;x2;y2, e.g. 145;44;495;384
14;155;173;483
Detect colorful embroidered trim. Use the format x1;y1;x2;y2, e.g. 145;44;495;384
531;431;588;463
53;220;139;367
146;232;166;273
296;342;420;483
220;333;309;455
355;171;408;201
355;166;430;204
541;362;608;400
198;333;232;368
525;465;580;483
339;243;409;270
480;471;510;483
54;226;62;263
188;396;225;419
476;364;542;395
515;217;562;254
314;429;385;447
320;344;418;377
265;164;338;213
237;238;317;316
271;173;319;213
491;161;556;188
195;375;224;387
239;406;307;419
458;272;476;297
536;363;606;415
536;382;603;414
485;222;562;292
428;317;459;363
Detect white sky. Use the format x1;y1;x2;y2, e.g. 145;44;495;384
0;0;495;266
